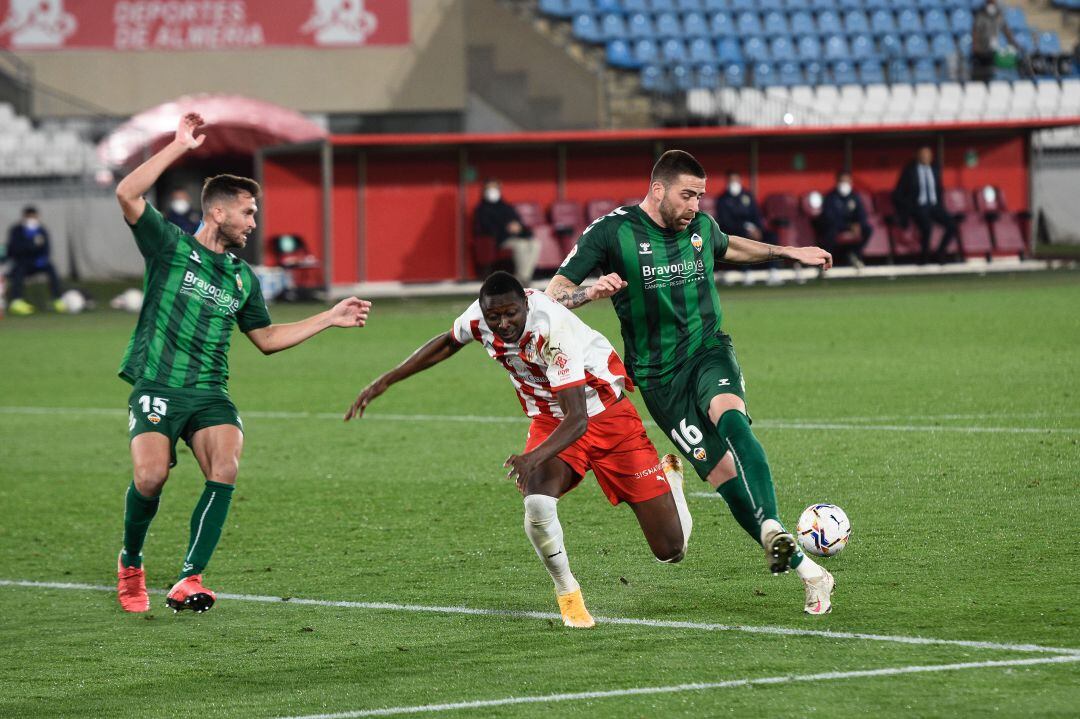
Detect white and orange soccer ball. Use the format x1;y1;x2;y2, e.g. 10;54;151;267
796;503;851;557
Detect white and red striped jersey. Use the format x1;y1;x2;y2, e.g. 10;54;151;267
451;290;631;419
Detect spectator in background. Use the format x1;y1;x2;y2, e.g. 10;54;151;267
164;188;200;234
892;146;960;264
819;171;872;269
715;170;782;286
5;206;63;315
972;0;1019;82
474;178;539;285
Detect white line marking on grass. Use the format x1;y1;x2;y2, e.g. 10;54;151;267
2;579;1077;657
1;406;1076;434
278;655;1080;719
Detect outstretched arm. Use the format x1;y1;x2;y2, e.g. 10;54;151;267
545;273;627;310
344;331;463;421
723;234;833;269
116;113;206;224
247;297;370;356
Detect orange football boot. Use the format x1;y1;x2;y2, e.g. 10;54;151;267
166;574;217;613
117;553;150;613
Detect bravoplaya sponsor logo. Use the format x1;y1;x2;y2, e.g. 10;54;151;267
181;270;241;313
641;258;705;289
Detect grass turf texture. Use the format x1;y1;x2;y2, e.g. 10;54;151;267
1;272;1078;718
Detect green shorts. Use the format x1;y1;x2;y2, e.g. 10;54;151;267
639;334;747;482
127;381;243;467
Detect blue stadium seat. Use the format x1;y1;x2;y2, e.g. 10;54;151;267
710;12;736;38
723;62;747;87
759;0;784;11
539;0;571;19
677;0;706;11
641;65;665;91
891;0;917;9
743;36;770;62
655;13;683;37
824;34;850;61
851;33;877;60
568;0;595;14
817;10;842;34
912;58;937;82
797;35;823;62
832;60;859;85
778;61;804;85
703;0;729;10
923;9;948;32
949;8;972;34
804;60;825;85
737;11;764;36
662;38;688;64
844;10;871;35
606;40;639;68
782;0;805;12
682;12;710;38
790;11;816;36
623;0;649;11
870;9;897;36
837;0;863;11
627;12;656;39
897;9;922;33
1038;31;1062;54
599;14;627;41
634;38;660;65
763;11;789;35
880;33;904;59
572;14;601;43
753;61;778;87
594;0;622;13
645;0;671;12
888;59;913;83
689;37;717;63
1003;7;1027;31
929;33;955;60
696;63;721;89
731;0;755;12
771;36;797;62
863;0;891;10
859;60;886;84
672;64;695;91
904;33;930;58
810;0;834;12
717;36;743;63
955;33;972;58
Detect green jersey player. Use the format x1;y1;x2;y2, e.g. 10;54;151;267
547;150;838;615
115;113;371;614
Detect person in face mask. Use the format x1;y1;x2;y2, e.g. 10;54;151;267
164;188;200;235
715;171;784;286
972;0;1019;82
4;205;64;315
473;178;540;285
819;171;873;269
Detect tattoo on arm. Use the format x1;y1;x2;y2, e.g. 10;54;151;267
766;246;780;262
550;278;592;309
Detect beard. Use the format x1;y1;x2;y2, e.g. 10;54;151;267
219;222;249;248
659;196;693;230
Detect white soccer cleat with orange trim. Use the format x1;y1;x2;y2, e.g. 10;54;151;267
803;569;835;616
557;588;595;628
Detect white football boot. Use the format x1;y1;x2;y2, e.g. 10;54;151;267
803;569;835;616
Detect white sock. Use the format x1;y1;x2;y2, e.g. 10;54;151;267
758;518;784;546
523;494;579;595
664;465;693;559
795;553;825;581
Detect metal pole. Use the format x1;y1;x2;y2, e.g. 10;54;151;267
357;150;366;283
253;147;264;266
321;140;334;298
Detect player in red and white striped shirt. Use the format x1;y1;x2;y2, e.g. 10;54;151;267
345;272;693;628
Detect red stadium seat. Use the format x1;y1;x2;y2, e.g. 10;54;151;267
513;201;544;230
762;193;802;247
857;191;892;260
874;190;935;260
268;234;322;295
535;225;566;271
945;187;992;258
550;199;585;254
974;186;1027;257
586;198;618;221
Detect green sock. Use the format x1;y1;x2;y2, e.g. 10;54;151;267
715;409;781;533
179;480;234;580
122;481;160;568
715;479;761;542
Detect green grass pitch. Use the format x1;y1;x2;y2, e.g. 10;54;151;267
1;272;1078;718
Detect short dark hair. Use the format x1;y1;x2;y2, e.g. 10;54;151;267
836;170;851;180
651;150;706;187
479;271;526;303
22;205;37;216
201;174;261;211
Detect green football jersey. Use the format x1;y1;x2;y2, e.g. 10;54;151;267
118;203;271;392
556;205;730;388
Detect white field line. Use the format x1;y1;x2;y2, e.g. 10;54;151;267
2;579;1077;658
0;406;1076;435
276;655;1080;719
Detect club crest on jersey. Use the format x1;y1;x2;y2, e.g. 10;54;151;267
693;447;707;461
639;242;652;255
691;233;703;252
147;413;161;425
235;273;244;292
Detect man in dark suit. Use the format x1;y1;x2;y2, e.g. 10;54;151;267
892;146;959;264
715;170;782;285
474;178;539;285
819;171;872;269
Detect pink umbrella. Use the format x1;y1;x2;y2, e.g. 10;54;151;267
98;94;327;169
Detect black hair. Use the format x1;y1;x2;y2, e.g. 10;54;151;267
201;174;261;210
651;150;706;187
836;170;852;180
22;205;37;216
479;271;526;303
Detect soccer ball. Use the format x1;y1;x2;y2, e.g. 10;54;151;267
796;503;851;557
